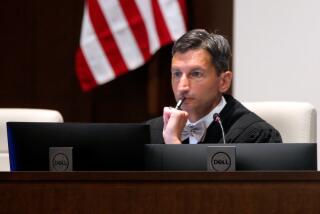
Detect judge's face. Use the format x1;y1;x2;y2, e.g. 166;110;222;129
171;49;232;122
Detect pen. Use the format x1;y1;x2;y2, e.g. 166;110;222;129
175;97;185;109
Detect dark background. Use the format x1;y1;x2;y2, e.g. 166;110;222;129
0;0;233;122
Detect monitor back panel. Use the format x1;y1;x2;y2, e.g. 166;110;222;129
8;122;149;171
145;143;317;171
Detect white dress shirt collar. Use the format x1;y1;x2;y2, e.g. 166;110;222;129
186;96;227;144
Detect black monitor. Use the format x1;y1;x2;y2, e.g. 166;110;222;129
145;144;317;171
7;122;149;171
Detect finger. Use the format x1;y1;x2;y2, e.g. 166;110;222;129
163;107;172;129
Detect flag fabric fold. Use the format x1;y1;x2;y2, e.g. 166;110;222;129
76;0;187;91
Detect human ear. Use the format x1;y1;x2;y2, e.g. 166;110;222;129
218;71;233;93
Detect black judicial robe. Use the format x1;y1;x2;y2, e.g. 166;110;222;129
146;94;282;144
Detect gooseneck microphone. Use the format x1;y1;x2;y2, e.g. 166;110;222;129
213;113;226;144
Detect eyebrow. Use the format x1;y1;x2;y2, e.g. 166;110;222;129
171;65;205;71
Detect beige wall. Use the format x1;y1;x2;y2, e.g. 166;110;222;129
233;0;320;168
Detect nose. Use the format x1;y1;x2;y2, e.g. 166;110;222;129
177;74;190;93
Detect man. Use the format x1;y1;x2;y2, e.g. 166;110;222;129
147;29;282;144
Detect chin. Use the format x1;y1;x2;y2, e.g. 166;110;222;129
181;104;194;113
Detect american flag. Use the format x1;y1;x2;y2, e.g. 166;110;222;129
76;0;187;91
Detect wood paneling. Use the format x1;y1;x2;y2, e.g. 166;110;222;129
1;171;320;214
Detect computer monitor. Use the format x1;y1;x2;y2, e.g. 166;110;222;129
7;122;149;171
145;144;317;171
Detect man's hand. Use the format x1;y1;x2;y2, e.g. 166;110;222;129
162;107;189;144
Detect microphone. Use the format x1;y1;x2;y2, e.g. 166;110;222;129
213;113;226;144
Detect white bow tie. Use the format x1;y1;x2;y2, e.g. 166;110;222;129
181;122;206;142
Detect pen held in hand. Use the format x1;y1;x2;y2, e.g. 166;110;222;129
175;97;186;109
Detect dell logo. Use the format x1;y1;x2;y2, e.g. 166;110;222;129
52;153;69;171
211;152;232;172
213;159;230;165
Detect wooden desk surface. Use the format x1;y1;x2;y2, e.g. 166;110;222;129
1;171;320;214
1;171;320;181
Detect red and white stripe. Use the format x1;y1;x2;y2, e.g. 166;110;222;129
76;0;187;91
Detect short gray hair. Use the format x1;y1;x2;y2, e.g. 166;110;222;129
172;29;231;74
